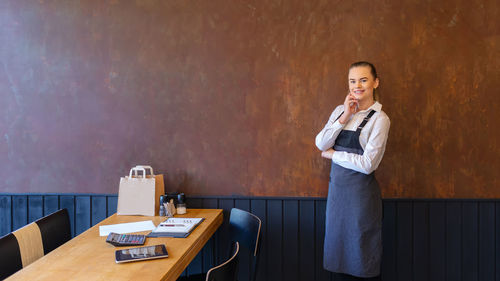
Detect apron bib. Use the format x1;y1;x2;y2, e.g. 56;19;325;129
323;110;382;278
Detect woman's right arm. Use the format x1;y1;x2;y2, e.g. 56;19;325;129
315;105;345;151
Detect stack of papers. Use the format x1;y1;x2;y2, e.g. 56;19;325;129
98;220;156;236
147;217;205;238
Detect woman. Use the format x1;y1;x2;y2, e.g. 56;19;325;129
315;61;390;280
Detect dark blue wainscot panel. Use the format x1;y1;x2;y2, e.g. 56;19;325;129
0;194;117;238
1;195;499;281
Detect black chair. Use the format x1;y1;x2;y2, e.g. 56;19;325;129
227;208;261;281
0;209;71;280
178;242;240;281
179;208;262;281
206;241;240;281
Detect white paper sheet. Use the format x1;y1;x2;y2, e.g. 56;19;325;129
99;220;156;236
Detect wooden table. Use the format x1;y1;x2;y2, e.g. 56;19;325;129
7;209;223;281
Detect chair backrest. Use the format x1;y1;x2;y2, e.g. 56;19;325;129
0;233;22;280
206;242;239;281
228;208;262;281
0;208;71;280
35;208;72;253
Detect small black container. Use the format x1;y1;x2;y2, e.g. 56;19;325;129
159;195;167;205
177;193;185;204
159;195;167;216
164;192;179;204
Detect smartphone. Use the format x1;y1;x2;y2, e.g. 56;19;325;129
115;244;168;263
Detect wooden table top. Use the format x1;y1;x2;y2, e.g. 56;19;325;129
7;209;223;281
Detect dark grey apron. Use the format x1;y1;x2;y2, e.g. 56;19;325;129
323;110;382;278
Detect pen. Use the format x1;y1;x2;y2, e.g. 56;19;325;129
160;224;186;227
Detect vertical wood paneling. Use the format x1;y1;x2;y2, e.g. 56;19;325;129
107;196;117;217
429;202;446;281
267;200;283;281
479;202;495;281
91;196;107;226
60;195;75;237
0;195;12;236
397;201;413;281
496;203;500;281
201;198;218;274
187;198;203;209
186;198;204;276
218;199;235;265
188;249;203;276
446;202;462;281
43;195;59;216
250;199;266;281
463;202;478;281
12;195;28;231
75;196;91;236
2;195;500;281
234;199;251;212
187;197;205;276
315;200;329;281
283;200;299;281
299;200;315;281
413;202;429;281
202;198;218;209
28;195;43;223
382;201;396;281
219;198;234;212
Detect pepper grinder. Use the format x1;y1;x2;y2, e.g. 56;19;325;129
159;195;167;216
177;193;186;214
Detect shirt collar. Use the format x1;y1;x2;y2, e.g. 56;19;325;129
359;101;382;113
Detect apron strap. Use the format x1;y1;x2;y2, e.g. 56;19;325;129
356;110;376;133
334;111;344;122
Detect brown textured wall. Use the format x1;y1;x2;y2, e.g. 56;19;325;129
1;0;499;197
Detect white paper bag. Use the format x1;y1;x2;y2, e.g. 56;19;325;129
117;165;164;216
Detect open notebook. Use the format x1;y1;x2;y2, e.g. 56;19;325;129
147;217;204;238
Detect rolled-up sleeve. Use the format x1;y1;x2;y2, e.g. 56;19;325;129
331;113;390;174
315;105;345;151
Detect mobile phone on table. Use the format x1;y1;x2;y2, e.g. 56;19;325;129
115;244;168;263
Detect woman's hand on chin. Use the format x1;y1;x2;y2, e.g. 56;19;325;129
339;92;358;124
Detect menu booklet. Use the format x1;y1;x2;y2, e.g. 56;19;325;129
147;217;205;238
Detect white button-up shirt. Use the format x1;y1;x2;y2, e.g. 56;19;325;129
315;101;390;175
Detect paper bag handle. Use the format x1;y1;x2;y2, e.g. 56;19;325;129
136;165;154;175
129;165;155;178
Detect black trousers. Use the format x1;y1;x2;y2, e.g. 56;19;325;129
333;273;382;281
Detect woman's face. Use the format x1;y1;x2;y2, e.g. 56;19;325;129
348;66;379;102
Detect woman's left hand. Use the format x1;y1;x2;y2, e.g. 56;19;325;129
321;149;335;159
